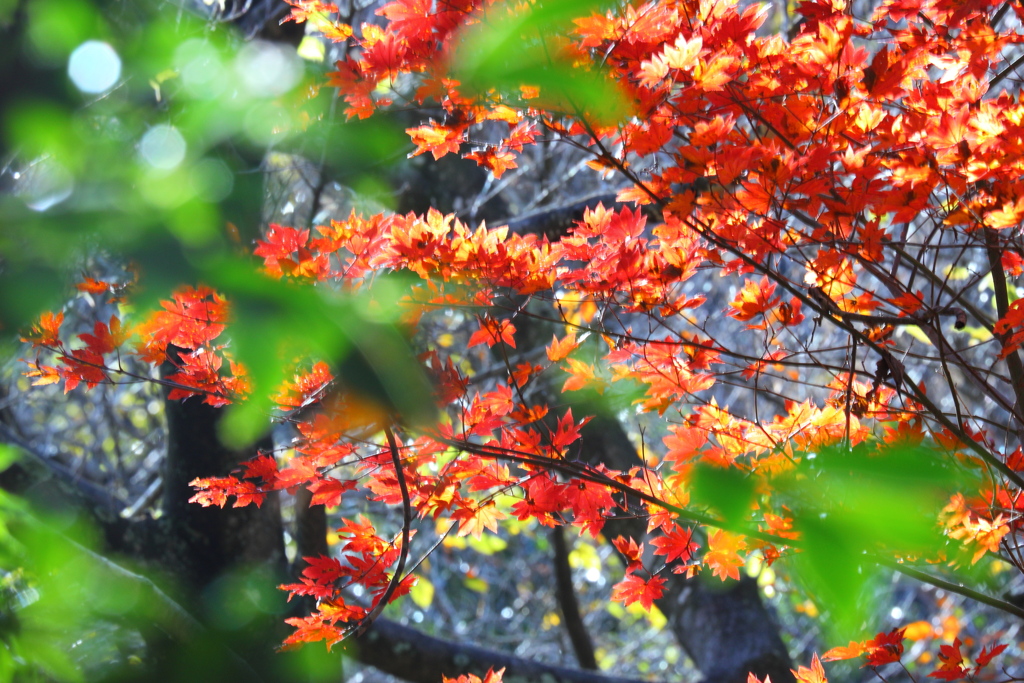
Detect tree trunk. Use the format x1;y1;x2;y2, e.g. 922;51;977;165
139;360;295;683
575;410;795;683
160;381;286;592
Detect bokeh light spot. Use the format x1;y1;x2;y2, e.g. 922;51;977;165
236;41;301;98
139;125;186;170
67;40;121;94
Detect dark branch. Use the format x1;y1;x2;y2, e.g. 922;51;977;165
351;616;671;683
551;525;599;670
503;192;626;238
355;424;412;635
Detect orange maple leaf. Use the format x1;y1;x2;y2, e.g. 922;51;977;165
728;277;780;326
887;290;925;317
663;426;708;466
610;573;667;610
464;148;518;179
451;500;505;539
443;668;505;683
694;53;736;90
406;123;465;160
822;640;868;662
562;357;597;392
75;277;110;294
792;654;828;683
281;0;340;24
468;318;516;349
704;529;746;581
22;311;64;347
546;332;579;362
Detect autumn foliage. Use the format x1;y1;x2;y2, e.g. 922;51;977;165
20;0;1024;678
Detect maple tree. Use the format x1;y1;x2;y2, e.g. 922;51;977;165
11;0;1024;680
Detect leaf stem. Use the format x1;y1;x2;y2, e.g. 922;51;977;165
354;424;412;635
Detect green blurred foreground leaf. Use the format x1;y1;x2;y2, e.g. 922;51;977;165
206;261;437;445
776;443;964;637
452;0;632;124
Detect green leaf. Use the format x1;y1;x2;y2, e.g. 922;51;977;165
689;462;755;526
16;633;84;683
409;575;435;608
201;259;436;446
451;0;632;124
788;514;879;637
776;442;963;638
464;576;488;593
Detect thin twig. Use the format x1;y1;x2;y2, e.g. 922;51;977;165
880;558;1024;621
354;424;412;635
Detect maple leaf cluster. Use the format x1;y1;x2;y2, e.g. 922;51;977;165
821;627;1010;680
22;285;245;405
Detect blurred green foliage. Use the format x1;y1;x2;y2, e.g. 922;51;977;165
1;0;435;444
0;446;129;683
682;441;972;640
0;0;425;677
452;0;632;123
774;443;965;638
0;444;342;683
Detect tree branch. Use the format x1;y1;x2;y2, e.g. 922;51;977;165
551;525;599;670
984;227;1024;444
352;616;674;683
355;424;411;635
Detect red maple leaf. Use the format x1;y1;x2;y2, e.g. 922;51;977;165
929;638;967;680
78;316;126;356
463;148;518;179
377;0;436;43
611;572;666;610
467;318;516;349
301;555;347;584
864;628;906;667
241;454;279;484
651;525;699;565
308;477;357;507
611;535;644;569
549;408;588;451
976;643;1008;668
